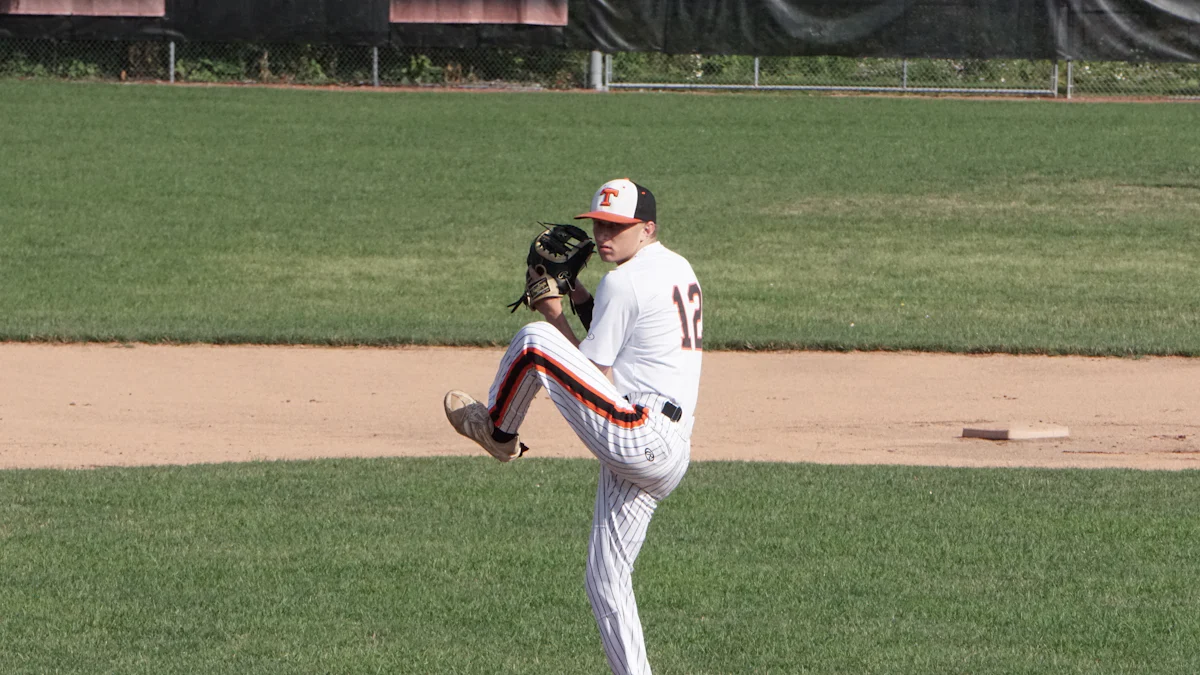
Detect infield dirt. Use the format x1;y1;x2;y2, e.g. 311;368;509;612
2;343;1197;471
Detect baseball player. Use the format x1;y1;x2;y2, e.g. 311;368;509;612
444;178;703;675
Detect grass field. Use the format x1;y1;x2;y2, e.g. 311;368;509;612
1;80;1198;354
3;459;1200;674
3;81;1199;674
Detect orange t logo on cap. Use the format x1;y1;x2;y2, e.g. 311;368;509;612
599;187;620;206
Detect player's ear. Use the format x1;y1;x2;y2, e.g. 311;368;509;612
643;220;658;240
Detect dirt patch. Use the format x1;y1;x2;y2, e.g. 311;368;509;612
2;343;1197;471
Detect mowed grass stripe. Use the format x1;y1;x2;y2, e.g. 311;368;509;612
1;81;1198;353
1;458;1198;674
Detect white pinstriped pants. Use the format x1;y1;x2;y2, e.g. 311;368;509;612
487;322;691;675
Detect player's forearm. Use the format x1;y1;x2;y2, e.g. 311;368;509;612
534;299;581;346
545;312;580;346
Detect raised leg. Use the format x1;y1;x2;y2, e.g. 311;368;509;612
488;322;686;489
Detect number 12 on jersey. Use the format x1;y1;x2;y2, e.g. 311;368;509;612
671;284;703;351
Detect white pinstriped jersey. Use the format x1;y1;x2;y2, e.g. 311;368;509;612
580;242;703;431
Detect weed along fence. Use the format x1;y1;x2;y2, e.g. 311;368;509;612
3;40;1200;99
602;54;1200;98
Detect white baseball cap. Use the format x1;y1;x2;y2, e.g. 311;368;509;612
575;178;656;225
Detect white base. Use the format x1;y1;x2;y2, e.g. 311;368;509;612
962;423;1070;441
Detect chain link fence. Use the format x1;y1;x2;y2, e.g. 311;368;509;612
2;38;1199;98
608;53;1061;95
609;53;1200;98
1065;59;1200;98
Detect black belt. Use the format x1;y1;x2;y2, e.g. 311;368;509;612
626;396;684;422
661;401;683;422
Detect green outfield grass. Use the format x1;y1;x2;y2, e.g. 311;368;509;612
1;80;1198;354
1;458;1198;674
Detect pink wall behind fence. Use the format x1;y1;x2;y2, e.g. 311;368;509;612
390;0;566;25
0;0;165;16
0;1;565;25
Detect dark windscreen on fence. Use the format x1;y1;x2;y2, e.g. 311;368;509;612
1054;0;1200;61
591;0;1056;59
167;0;391;45
1;0;1198;62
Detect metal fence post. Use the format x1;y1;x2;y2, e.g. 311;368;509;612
902;59;909;90
590;51;606;91
753;57;760;88
1066;59;1073;99
1051;60;1059;97
169;41;175;83
605;53;613;89
372;46;379;87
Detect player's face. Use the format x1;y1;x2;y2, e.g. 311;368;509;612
592;219;652;265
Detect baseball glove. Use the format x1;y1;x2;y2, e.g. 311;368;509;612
507;223;595;312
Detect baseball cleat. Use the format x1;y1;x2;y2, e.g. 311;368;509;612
443;390;527;462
